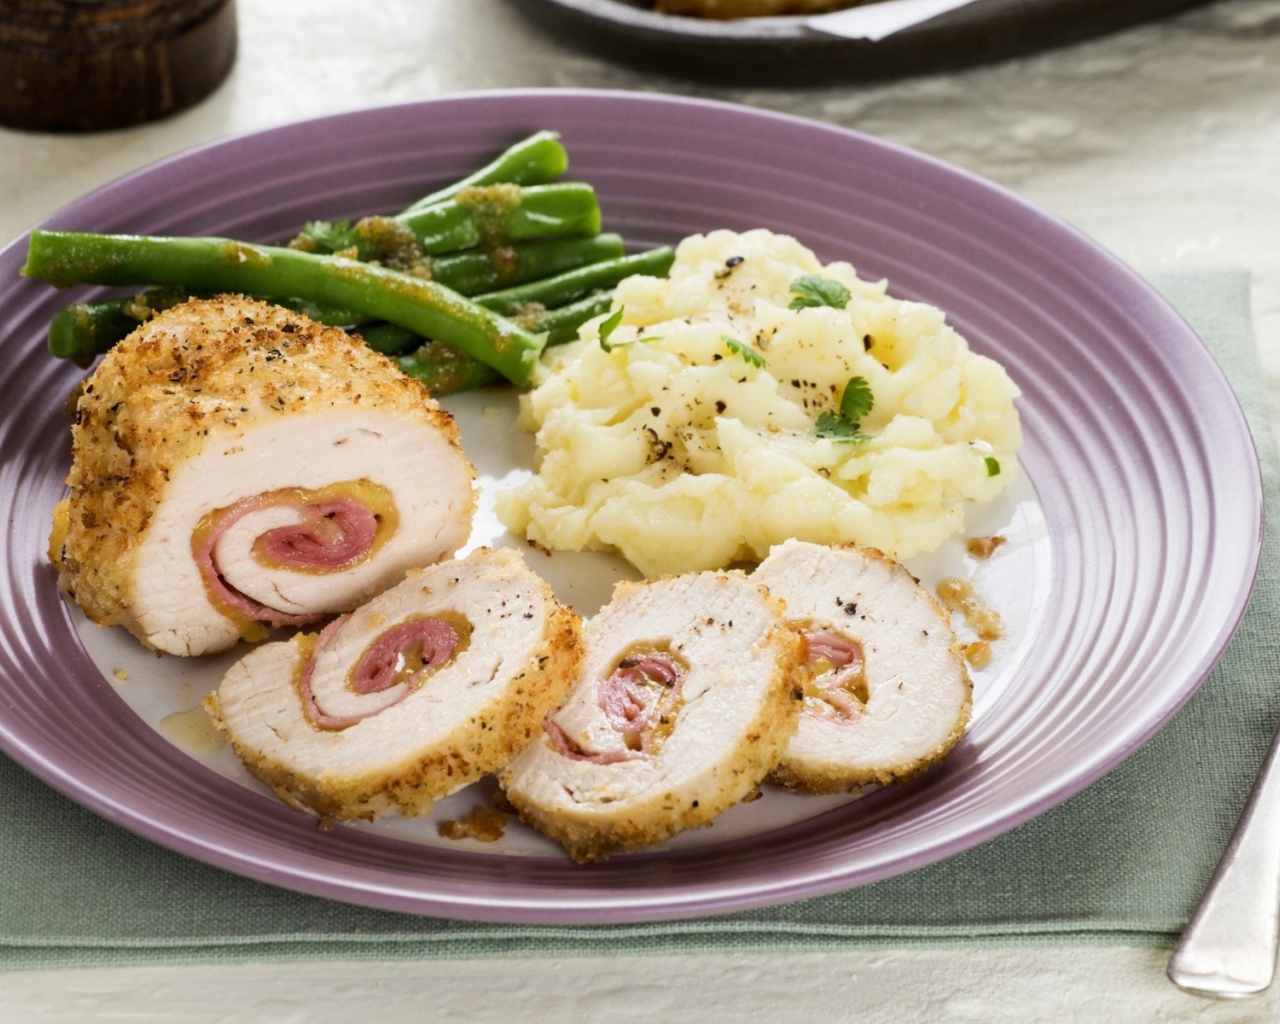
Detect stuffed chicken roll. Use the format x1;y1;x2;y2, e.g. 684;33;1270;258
500;570;805;863
206;546;582;821
49;296;476;656
754;539;971;793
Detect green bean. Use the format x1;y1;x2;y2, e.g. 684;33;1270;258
359;288;617;360
45;286;374;360
396;344;504;395
398;183;600;252
430;233;625;296
516;291;614;346
269;295;369;326
23;230;546;386
297;183;602;263
474;247;674;316
401;131;569;215
46;291;169;361
38;235;634;361
355;290;616;397
355;322;419;355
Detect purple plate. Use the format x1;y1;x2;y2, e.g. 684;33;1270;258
0;90;1262;923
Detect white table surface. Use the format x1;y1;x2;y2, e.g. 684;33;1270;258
3;1;1280;1020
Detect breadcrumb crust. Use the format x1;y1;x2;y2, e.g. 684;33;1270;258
500;572;805;863
206;551;584;821
761;541;973;794
51;295;471;652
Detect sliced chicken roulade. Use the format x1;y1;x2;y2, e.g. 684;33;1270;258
754;539;971;793
206;546;582;821
500;571;805;863
49;295;476;657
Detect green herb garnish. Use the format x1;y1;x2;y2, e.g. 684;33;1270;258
838;375;873;423
813;412;866;442
789;274;852;311
984;456;1001;477
294;219;361;255
597;307;626;352
721;335;767;367
814;375;874;443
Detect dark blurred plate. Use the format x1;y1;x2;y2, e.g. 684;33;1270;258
504;0;1216;84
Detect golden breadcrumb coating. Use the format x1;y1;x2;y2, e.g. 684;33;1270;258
758;540;972;794
500;571;805;863
51;294;474;654
205;548;584;822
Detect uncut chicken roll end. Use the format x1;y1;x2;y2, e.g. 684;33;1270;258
206;546;583;821
754;539;972;793
499;570;805;863
49;295;476;657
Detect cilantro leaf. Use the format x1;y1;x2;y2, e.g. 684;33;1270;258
984;456;1001;477
296;219;361;255
789;274;852;311
838;376;874;423
813;412;866;442
721;335;767;368
597;308;626;352
812;376;874;444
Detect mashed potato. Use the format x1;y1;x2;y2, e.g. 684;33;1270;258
495;229;1021;577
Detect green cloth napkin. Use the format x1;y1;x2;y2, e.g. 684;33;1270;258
2;269;1274;968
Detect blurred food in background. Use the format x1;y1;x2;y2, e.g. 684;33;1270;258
654;0;876;14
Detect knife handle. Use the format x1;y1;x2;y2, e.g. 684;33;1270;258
1168;727;1280;998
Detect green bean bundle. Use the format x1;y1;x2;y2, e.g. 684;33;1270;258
26;131;675;394
23;231;547;387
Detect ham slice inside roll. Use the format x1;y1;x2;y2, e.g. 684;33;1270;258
545;647;687;763
49;296;476;656
753;538;972;793
297;612;462;729
499;571;805;863
206;546;582;822
192;481;396;629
